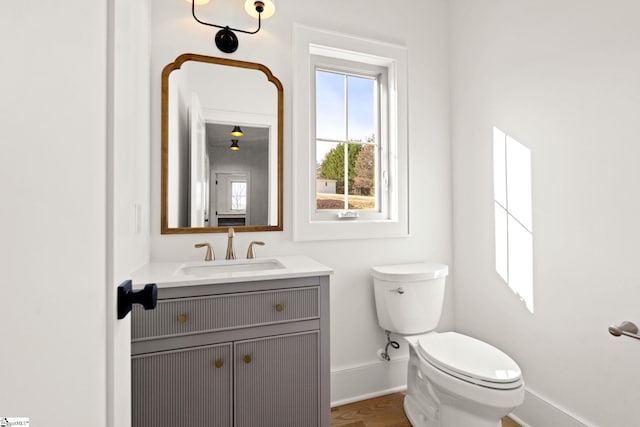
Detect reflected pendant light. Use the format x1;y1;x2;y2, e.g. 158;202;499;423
231;126;244;137
229;140;240;151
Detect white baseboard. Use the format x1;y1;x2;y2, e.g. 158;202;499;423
511;388;592;427
330;357;409;407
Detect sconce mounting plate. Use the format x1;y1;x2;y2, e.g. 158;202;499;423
215;27;239;53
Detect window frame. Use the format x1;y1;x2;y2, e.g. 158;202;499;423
292;24;408;241
230;180;247;212
311;55;389;220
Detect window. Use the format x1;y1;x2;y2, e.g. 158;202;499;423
314;59;387;219
293;25;408;240
231;181;247;211
493;127;534;312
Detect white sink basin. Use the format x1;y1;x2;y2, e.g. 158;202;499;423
177;258;285;277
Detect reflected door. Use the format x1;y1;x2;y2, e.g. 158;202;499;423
214;172;250;226
189;93;209;227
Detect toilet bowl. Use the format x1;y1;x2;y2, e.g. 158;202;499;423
372;263;524;427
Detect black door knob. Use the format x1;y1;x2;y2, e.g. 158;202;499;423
117;280;157;319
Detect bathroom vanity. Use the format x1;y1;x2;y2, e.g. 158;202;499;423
129;256;332;427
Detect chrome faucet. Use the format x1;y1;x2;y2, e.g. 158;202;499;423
194;243;214;261
225;227;236;260
246;241;265;259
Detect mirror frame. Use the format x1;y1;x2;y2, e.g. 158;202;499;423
161;54;283;234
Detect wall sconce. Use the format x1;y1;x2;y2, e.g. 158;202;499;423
229;140;241;151
190;0;276;54
231;126;244;137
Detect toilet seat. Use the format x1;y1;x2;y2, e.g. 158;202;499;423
417;332;523;390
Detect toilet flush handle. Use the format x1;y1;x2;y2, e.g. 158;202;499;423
391;287;405;295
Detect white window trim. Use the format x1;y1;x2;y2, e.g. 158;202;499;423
292;24;409;241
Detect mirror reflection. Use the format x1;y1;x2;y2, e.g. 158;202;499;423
161;54;283;233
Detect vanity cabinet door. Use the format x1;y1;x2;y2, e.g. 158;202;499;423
132;343;232;427
234;331;319;427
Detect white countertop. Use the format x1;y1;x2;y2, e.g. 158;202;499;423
130;255;333;289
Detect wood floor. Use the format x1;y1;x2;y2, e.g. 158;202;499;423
330;392;520;427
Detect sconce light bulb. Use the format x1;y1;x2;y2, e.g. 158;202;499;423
229;140;241;151
244;0;275;19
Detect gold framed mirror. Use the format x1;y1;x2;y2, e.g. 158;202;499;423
161;54;283;234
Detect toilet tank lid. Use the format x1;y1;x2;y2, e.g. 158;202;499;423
371;262;449;281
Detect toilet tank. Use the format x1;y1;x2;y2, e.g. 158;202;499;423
372;262;449;335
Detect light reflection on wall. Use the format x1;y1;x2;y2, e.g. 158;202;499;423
493;127;534;313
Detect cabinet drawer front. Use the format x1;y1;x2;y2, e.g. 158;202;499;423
132;287;319;340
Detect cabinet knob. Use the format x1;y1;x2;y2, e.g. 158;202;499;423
214;359;224;369
177;314;188;324
243;355;252;364
275;303;284;313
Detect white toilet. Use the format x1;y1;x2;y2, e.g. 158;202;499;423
372;262;524;427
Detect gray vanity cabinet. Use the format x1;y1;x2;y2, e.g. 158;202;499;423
131;275;330;427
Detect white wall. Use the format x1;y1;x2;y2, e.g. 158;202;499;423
150;0;452;403
450;1;640;425
0;2;109;425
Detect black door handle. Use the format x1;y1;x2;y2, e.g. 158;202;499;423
117;280;157;319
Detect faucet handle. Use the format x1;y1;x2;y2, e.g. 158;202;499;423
194;243;214;261
246;241;265;259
